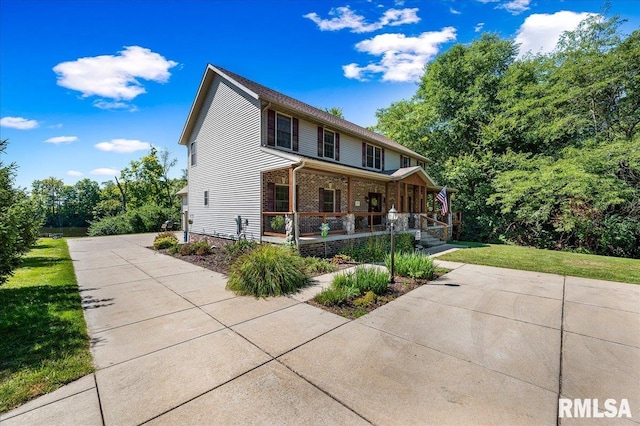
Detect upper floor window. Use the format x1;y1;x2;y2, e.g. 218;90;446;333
418;161;426;170
364;144;382;170
317;127;340;160
276;113;292;149
190;142;196;166
204;190;209;206
324;130;335;159
268;109;298;151
401;155;411;168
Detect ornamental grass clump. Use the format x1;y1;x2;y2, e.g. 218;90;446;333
386;252;435;279
314;266;389;307
226;244;310;297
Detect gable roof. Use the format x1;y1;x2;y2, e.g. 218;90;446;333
179;64;430;163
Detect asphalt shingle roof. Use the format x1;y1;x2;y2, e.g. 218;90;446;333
213;65;429;162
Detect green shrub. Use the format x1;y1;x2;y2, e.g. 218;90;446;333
175;240;212;256
270;215;285;231
88;204;179;236
88;215;133;236
226;244;310;297
303;257;336;274
225;239;257;260
339;234;414;263
353;290;377;307
350;266;389;294
314;285;360;306
153;237;178;250
387;252;435;279
193;241;212;255
313;266;388;307
395;233;415;254
156;231;178;241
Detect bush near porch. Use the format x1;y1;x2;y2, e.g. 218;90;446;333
338;233;415;263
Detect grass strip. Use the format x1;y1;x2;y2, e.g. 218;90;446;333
0;238;93;414
439;243;640;284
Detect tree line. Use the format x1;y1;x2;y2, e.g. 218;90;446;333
0;144;185;284
374;15;639;258
32;147;184;232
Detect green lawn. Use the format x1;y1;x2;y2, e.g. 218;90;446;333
439;243;640;284
0;238;93;414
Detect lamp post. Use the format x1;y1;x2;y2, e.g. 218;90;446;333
387;205;398;284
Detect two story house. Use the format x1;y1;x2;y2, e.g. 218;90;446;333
178;64;459;256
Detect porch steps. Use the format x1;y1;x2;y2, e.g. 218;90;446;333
420;234;446;248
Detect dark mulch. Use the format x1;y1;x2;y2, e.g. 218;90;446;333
152;237;448;320
155;237;235;275
153;236;352;277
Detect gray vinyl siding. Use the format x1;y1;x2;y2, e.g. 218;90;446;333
261;108;417;173
384;150;402;170
188;75;292;240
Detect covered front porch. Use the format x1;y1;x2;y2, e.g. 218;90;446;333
260;160;460;247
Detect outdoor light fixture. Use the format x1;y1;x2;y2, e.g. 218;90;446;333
387;205;398;283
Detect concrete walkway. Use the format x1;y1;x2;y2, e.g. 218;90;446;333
2;234;639;425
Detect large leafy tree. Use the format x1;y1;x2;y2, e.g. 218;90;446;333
374;15;640;257
0;140;43;284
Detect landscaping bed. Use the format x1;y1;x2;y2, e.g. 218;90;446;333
308;274;443;319
151;234;446;319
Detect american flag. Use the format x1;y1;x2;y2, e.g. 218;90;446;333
436;186;448;214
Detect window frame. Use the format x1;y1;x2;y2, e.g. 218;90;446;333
276;112;292;149
365;143;382;170
274;184;290;213
190;141;196;166
323;129;335;159
322;188;335;213
204;190;209;206
401;155;411;168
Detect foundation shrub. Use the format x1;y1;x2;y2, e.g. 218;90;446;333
226;245;310;297
339;234;414;263
153;237;178;250
225;240;257;261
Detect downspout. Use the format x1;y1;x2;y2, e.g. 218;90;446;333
292;160;306;252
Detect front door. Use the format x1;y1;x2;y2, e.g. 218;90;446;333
368;192;382;226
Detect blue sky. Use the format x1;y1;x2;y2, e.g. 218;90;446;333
1;0;638;190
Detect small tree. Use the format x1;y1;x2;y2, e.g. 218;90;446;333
0;140;43;284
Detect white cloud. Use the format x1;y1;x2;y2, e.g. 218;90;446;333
49;123;63;129
450;8;461;15
93;100;138;111
476;0;499;3
94;138;151;153
90;168;120;176
66;170;83;177
515;11;597;58
343;27;457;82
0;116;39;129
53;46;178;109
304;6;419;33
498;0;530;15
45;136;78;144
474;22;485;32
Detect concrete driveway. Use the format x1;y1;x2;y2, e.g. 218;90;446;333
2;233;639;425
